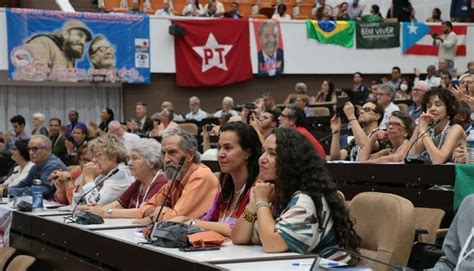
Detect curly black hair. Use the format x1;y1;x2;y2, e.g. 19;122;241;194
421;87;459;120
271;128;360;252
217;122;262;208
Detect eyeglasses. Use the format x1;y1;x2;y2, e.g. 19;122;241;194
92;151;106;159
376;92;389;96
361;107;375;113
386;122;405;128
91;45;114;55
28;146;46;152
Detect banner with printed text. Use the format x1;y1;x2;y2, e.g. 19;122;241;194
6;8;150;83
356;22;400;49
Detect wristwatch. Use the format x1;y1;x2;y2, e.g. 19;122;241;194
106;208;113;217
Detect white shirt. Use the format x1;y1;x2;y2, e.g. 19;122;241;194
380;102;400;129
271;13;291;21
434;31;457;61
4;162;35;187
214;109;239;118
185;109;208;121
414;75;441;88
155;9;173;16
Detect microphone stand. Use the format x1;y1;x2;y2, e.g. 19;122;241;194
66;167;120;221
148;156;186;242
404;120;441;164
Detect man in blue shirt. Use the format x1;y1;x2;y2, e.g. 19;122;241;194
8;135;67;199
65;110;87;140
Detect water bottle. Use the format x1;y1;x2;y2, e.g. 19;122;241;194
467;130;474;164
32;179;43;212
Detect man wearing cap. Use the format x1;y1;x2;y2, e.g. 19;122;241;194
26;20;92;77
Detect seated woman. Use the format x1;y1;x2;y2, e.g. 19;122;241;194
79;138;167;218
408;88;466;164
182;0;204;16
231;128;360;260
314;80;337;105
357;111;415;163
295;94;314;117
148;109;180;137
171;122;261;236
74;134;133;206
65;126;88;166
0;140;34;195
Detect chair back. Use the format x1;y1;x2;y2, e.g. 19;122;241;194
178;122;199;136
6;255;36;271
348;192;416;270
414;208;445;244
0;247;16;270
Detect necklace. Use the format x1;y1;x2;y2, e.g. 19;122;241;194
220;183;246;223
234;184;246;194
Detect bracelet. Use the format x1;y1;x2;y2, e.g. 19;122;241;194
189;219;196;227
255;201;272;210
348;118;356;122
242;208;257;223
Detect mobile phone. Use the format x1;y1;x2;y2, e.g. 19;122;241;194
179;246;221;252
452;80;460;87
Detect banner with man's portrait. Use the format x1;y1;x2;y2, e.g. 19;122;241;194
6;8;150;84
252;19;285;77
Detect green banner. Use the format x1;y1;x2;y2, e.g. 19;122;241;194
356;22;400;49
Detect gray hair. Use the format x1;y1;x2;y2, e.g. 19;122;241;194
189;96;200;104
88;134;128;164
129;138;163;169
32;112;46;122
295;82;307;93
222;96;234;106
161;128;200;163
379;84;394;99
414;80;429;92
31;134;52;151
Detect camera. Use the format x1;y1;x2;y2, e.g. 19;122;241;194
431;32;439;39
204;124;213;132
244;103;257;110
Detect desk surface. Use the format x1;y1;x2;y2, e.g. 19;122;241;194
217;258;315;271
43;214;139;230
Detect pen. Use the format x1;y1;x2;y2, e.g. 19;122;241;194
292;262;312;266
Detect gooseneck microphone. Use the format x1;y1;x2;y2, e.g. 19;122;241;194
68;167;120;220
314;246;415;271
148;156;186;241
404;119;441;164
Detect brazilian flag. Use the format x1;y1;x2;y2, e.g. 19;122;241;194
306;20;355;48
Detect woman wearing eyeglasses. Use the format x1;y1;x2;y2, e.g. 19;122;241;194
408;88;466;164
357;111;415;163
78;138;166;218
0;140;34;195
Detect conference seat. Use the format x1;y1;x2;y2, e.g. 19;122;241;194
179;122;199;136
313;107;330;117
6;255;36;271
0;247;16;270
348;192;416;270
414;207;445;244
104;0;121;12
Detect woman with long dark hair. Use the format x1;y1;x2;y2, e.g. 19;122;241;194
314;80;337;104
172;122;262;236
231;128;360;261
98;107;114;133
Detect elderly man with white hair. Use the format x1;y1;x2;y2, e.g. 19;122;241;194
214;96;239;118
107;121;140;150
185;96;208;121
408;81;429;121
31;113;49;136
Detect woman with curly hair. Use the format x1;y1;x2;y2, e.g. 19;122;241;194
231;128;360;261
172;122;262;236
408;87;466;164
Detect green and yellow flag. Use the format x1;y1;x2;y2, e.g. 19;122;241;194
306;20;355;48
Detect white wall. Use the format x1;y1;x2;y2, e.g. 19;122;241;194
1;4;473;76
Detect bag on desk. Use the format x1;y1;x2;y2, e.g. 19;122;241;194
188;231;226;247
146;221;201;248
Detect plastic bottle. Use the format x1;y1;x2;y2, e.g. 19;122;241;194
32;179;43;212
467;130;474;164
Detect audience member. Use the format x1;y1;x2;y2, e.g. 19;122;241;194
450;0;472;22
409;88;466;164
441;71;453;89
314;80;337;104
295;94;314;117
65;110;87;141
148;109;180;137
387;66;402;91
203;0;224;15
313;0;333;18
348;0;364;20
48;118;67;163
3;115;29;154
223;2;242;18
202;1;221;17
272;4;291;21
65;126;88;166
98;107;114;133
358;111;414;163
155;0;173;16
214;96;239;118
79;138;166;218
352;72;368;93
395;77;412;100
392;0;412;22
279;104;326;158
0;140;34;195
330;101;384;161
134;128;219;223
426;7;443;22
31;113;48;136
362;4;382;22
262;92;275;111
107;121;140;150
172;122;262;237
127;102;153;135
231;128;360;259
454;101;472;134
161;101;185;122
255;109;280;141
185;96;208;121
415;65;441;88
182;0;204;16
408;81;429;120
336;2;350;20
74;134;133;205
377;84;400;129
8;135;67;199
433;22;457;72
284;82;307;105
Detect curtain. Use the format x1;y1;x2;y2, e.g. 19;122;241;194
0;84;123;133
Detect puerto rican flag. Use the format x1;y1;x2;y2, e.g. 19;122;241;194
402;22;466;56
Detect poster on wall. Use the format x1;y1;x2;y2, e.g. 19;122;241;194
6;8;150;83
253;19;285;77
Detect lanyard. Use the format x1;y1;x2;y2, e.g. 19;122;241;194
135;170;161;208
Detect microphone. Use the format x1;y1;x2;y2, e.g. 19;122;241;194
68;167;120;220
147;156;186;241
313;246;415;271
404;119;441;164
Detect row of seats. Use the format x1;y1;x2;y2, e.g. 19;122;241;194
103;0;317;18
0;247;35;271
